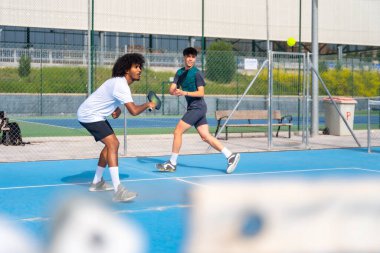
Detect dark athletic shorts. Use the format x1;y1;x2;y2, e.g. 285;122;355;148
181;107;208;128
79;120;114;142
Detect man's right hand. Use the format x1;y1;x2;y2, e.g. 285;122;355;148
148;101;156;111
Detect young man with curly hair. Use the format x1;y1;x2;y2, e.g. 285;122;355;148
156;47;240;174
77;53;156;202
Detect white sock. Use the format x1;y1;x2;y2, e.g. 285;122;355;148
109;166;121;192
93;166;106;184
221;147;232;158
170;153;179;165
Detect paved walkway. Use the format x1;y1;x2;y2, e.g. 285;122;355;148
0;130;375;163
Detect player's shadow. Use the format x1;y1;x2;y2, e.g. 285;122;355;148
61;170;130;187
136;156;164;164
136;156;222;172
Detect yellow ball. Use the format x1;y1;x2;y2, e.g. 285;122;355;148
287;37;296;47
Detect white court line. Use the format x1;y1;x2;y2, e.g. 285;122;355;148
176;178;209;188
354;168;380;173
17;204;192;222
16;119;77;130
0;167;368;191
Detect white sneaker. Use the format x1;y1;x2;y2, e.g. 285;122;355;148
113;185;137;202
226;153;240;174
88;177;113;192
156;160;177;172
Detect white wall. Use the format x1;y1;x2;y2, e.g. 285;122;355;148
0;0;379;46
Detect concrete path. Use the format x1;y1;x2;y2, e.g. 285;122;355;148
0;130;375;163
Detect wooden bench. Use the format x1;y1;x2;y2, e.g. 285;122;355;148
214;110;293;140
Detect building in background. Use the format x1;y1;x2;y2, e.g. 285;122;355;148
0;0;379;55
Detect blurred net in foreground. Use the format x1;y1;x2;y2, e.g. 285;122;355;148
368;100;380;153
47;196;147;253
185;180;380;253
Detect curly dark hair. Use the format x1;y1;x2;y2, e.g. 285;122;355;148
183;47;198;56
112;53;145;77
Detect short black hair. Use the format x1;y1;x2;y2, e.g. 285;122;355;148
112;53;145;77
183;47;198;56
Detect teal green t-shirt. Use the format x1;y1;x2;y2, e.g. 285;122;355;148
174;66;206;108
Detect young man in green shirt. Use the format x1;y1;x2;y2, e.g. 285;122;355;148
156;47;240;173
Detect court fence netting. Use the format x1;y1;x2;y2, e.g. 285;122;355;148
1;49;380;162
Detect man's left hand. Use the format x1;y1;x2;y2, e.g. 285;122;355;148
112;107;121;118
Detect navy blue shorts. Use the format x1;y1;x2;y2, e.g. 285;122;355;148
181;107;208;128
79;120;114;142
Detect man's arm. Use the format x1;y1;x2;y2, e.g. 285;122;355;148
174;86;204;97
169;83;177;95
124;101;156;116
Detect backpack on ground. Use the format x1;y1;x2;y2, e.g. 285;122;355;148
1;122;29;146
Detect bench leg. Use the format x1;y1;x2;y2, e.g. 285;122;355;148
214;124;220;137
288;126;291;138
225;127;228;140
276;126;280;137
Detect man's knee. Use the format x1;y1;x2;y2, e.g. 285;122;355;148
173;128;184;136
200;133;211;143
104;137;119;150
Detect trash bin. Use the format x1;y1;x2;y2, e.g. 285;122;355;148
323;97;357;136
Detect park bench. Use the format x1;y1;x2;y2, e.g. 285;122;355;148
214;110;293;140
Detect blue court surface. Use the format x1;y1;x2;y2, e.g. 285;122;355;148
0;148;380;252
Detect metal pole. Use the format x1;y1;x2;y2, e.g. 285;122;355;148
266;0;270;52
91;0;95;93
311;0;319;136
124;107;127;156
367;99;371;153
40;48;43;116
201;0;205;71
305;52;311;148
266;0;272;149
87;0;93;97
87;0;91;96
268;51;273;150
297;0;302;131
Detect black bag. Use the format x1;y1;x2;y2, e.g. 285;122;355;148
1;122;29;146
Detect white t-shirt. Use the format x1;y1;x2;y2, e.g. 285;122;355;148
77;77;133;123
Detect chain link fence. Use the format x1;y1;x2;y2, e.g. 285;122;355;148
0;48;379;161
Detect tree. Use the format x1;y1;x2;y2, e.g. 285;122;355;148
205;41;236;83
18;54;31;78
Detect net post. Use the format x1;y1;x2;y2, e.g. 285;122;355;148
368;99;371;153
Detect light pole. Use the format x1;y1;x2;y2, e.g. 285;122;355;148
201;0;205;71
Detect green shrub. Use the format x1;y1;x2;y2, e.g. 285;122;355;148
18;54;31;78
205;41;236;83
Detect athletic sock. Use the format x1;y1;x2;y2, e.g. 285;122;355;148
221;147;232;158
109;166;121;192
170;153;178;165
92;166;106;184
